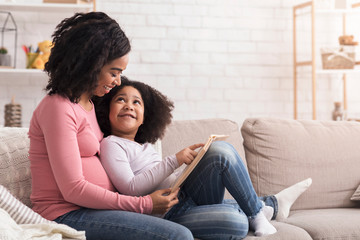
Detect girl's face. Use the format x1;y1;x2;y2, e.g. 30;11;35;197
94;54;129;97
109;86;144;141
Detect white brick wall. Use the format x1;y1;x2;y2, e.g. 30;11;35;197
1;0;360;127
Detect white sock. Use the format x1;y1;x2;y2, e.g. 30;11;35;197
261;201;274;221
275;178;312;220
249;210;277;236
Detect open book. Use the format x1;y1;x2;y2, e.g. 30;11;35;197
170;134;229;192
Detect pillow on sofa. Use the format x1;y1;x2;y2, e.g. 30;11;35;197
242;118;360;210
0;185;52;224
0;127;32;207
351;185;360;201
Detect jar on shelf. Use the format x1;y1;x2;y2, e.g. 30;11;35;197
332;102;344;121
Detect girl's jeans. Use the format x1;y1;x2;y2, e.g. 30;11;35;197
164;141;278;240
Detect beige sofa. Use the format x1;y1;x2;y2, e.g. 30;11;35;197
1;117;360;239
163;118;360;240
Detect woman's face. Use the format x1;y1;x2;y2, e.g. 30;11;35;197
94;54;129;97
109;86;145;141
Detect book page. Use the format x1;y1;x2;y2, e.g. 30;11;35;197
170;134;228;192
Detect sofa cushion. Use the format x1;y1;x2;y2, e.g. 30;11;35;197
284;208;360;240
0;127;31;207
241;118;360;210
162;118;245;165
244;221;312;240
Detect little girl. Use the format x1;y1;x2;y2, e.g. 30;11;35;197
94;76;312;239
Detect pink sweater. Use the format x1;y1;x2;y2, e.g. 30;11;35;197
28;94;152;220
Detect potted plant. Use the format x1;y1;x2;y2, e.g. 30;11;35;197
0;47;11;67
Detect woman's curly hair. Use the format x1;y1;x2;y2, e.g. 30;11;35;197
94;76;174;144
45;12;131;103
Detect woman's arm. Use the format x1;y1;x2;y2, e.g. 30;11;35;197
38;98;152;214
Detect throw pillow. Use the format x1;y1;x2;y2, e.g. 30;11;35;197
351;185;360;201
0;185;53;224
0;127;32;207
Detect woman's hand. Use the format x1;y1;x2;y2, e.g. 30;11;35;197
175;143;204;166
149;188;180;215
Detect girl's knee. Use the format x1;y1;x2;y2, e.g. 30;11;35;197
209;140;234;151
206;141;243;166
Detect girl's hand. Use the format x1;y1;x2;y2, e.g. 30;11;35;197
175;143;204;166
149;188;180;215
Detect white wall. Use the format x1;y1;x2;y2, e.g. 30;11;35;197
1;0;360;127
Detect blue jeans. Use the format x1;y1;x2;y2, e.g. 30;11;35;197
55;141;276;240
164;141;278;240
54;208;193;240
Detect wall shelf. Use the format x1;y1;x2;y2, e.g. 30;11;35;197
316;68;360;74
0;68;45;74
316;8;360;14
0;2;95;12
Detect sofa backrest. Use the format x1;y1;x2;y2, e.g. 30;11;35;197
0;119;245;209
162;118;246;166
241;118;360;210
0;127;32;208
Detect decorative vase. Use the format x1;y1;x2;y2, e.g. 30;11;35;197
4;96;22;127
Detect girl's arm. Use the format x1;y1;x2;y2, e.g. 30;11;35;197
100;138;179;196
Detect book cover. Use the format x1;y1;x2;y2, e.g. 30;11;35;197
170;134;229;192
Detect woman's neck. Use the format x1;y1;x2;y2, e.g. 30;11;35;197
79;93;93;111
